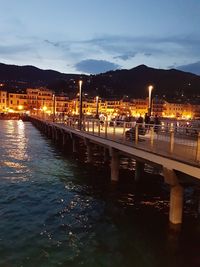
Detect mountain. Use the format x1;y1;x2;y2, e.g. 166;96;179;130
86;65;200;101
0;62;79;82
0;62;83;93
0;62;200;102
177;61;200;76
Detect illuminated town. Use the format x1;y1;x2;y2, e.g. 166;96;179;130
0;86;199;120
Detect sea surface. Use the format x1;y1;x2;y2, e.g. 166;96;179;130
0;120;200;267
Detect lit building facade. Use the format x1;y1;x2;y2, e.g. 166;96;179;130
8;92;28;113
130;98;148;117
163;101;194;119
0;90;7;112
26;88;54;115
0;87;200;120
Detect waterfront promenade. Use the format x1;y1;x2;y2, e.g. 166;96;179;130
30;116;200;225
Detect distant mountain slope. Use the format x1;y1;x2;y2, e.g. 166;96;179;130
0;63;75;82
0;62;200;101
177;61;200;76
87;65;200;99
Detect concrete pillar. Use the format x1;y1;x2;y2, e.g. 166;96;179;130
62;131;67;146
48;126;52;137
55;128;59;142
103;147;110;164
135;161;144;182
169;184;184;224
85;139;93;163
52;127;55;139
163;167;184;224
72;138;78;154
110;148;120;182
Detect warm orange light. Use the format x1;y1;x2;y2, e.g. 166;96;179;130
18;105;23;110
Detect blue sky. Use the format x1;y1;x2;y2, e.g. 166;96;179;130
0;0;200;74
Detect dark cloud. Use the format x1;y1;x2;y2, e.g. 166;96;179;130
176;61;200;75
74;59;120;74
44;39;60;47
114;52;136;60
144;52;152;57
84;34;200;57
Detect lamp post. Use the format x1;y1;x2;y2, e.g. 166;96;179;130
148;85;153;116
79;80;83;130
53;94;56;122
96;96;99;118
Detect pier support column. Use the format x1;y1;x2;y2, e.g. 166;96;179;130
110;148;120;182
55;129;60;143
163;168;184;224
48;126;52;138
84;139;93;163
52;127;55;140
72;137;78;154
103;147;110;164
135;161;144;182
62;131;68;146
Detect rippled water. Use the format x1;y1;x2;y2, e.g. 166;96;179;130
0;120;200;267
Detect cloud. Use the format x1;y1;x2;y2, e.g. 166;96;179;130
0;44;32;55
176;61;200;75
144;52;152;57
74;59;120;74
114;52;136;60
44;39;60;47
84;34;200;59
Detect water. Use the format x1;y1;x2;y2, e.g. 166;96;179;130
0;120;200;267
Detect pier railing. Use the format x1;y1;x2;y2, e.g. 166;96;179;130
35;115;200;166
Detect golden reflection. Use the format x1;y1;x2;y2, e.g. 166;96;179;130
3;161;26;169
15;120;28;161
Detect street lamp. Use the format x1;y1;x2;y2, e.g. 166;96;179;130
96;96;99;118
79;80;83;130
52;94;56;122
148;85;153;116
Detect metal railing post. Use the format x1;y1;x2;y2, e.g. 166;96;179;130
170;128;175;153
105;120;108;138
196;132;200;161
98;120;100;136
87;120;89;132
113;121;116;140
135;124;139;144
92;120;95;134
150;126;154;147
123;121;126;142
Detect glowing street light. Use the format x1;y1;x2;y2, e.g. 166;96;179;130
96;96;99;118
18;105;23;111
52;94;56;122
148;85;153;116
79;80;83;130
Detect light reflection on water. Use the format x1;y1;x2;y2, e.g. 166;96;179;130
0;120;200;267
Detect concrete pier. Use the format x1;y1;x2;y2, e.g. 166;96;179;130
85;139;93;163
29;117;200;225
72;137;78;154
110;148;120;182
163;168;184;224
135;161;145;182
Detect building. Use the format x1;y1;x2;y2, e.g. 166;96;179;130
163;101;193;119
0;90;7;113
130;98;148;117
26;88;54;115
8;92;28;113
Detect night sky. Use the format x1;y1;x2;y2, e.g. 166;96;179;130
0;0;200;74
